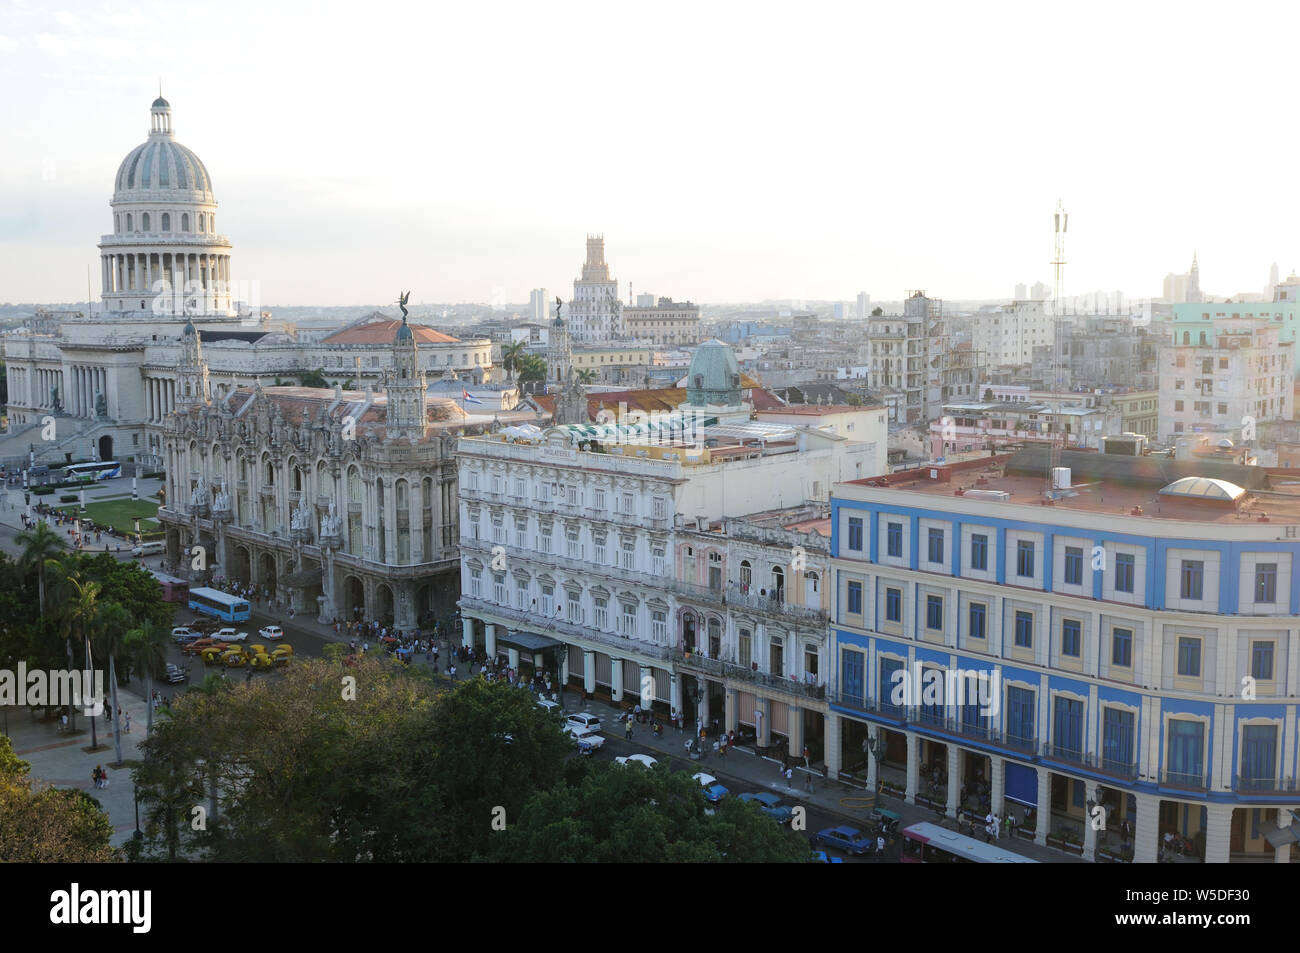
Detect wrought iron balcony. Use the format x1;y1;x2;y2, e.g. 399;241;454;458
1160;768;1209;793
1233;775;1299;796
670;649;826;701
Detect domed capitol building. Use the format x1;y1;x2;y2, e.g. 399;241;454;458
0;97;499;470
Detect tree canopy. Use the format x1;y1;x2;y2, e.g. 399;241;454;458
0;735;116;863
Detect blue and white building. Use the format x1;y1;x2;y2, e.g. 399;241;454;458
828;447;1300;862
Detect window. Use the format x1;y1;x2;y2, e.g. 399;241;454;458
1114;553;1135;593
841;649;864;700
567;592;582;623
848;517;864;551
1007;686;1035;744
1102;707;1134;773
847;581;863;615
1014;611;1033;648
620;537;635;570
1176;637;1201;677
492;573;506;604
968;602;986;640
593;597;608;630
887;521;902;557
653;497;666;519
515;517;528;549
1061;619;1081;657
1255;563;1277;603
1112;628;1132;668
880;657;904;710
926;595;943;630
538;525;552;554
515;578;529;610
927;528;944;564
621;492;634;515
1241;725;1278;789
969;533;988;571
1063;546;1083;586
469;568;482;598
1180;560;1204;600
652;610;666;641
885;587;901;623
1053;696;1083;757
1016;540;1035;578
738;628;752;667
567;485;579;505
621;603;636;637
1251;641;1274;681
739;560;752;591
1167;719;1204;786
566;527;580;559
540;584;554;617
653;548;666;576
594;488;606;510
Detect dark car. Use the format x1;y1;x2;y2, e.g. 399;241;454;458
810;825;872;856
739;792;794;824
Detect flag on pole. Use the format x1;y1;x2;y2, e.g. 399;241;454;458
462;389;484;405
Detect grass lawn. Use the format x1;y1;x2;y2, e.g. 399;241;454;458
57;498;160;534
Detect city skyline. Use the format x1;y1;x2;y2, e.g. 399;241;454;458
1;1;1298;307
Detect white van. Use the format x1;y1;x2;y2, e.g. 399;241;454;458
132;540;165;557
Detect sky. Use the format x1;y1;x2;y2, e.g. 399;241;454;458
0;0;1295;308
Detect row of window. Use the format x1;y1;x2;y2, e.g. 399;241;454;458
847;518;1282;604
464;473;668;519
115;210;213;234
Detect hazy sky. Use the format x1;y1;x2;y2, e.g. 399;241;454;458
0;0;1295;308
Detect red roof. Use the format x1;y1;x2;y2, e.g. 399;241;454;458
322;319;460;345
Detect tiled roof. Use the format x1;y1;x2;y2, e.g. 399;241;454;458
322;317;460;345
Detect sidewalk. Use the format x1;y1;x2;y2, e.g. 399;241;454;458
5;685;155;848
569;693;1084;863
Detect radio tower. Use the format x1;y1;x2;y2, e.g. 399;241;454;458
1048;200;1067;490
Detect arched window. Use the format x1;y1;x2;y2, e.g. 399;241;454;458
142;213;151;231
114;214;120;232
1182;331;1190;345
348;468;363;504
208;213;214;232
771;565;785;602
265;461;275;485
292;466;303;492
161;212;170;231
181;212;190;231
1199;332;1207;345
198;214;205;233
740;560;752;591
126;213;133;231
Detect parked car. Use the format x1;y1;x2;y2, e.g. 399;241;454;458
170;626;200;643
163;663;189;684
249;652;273;669
214;628;248;643
692;772;730;803
572;728;604;754
537;698;562;716
565;712;601;734
614;754;658;769
184;638;228;657
221;648;248;668
810;850;844;863
739;792;794;824
258;625;284;640
810;826;872;856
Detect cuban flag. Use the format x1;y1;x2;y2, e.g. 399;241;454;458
462;389;484;405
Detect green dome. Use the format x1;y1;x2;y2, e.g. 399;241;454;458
394;317;413;343
152;96;170;109
686;339;742;406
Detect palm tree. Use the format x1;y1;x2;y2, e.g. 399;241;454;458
94;602;132;766
16;522;64;618
576;369;598;385
125;621;170;738
61;573;103;750
501;341;527;382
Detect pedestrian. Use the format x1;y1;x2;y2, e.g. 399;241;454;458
449;663;456;679
992;812;1000;839
625;718;633;740
633;702;642;724
123;711;131;733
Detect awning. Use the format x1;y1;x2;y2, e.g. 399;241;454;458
1004;762;1038;807
496;630;563;652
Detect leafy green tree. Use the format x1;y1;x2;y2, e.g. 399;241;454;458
0;736;115;862
576;368;598;385
518;354;547;385
501;341;527;381
16;521;64;619
846;393;863;406
70;552;171;630
488;761;811;862
299;367;329;388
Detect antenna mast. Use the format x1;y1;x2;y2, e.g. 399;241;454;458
1049;200;1067;488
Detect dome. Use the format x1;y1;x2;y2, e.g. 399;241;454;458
394;318;413;343
1158;476;1247;502
685;339;742;406
113;100;212;198
114;137;213;196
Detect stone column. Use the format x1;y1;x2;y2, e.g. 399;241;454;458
824;712;841;780
946;744;961;818
905;732;919;804
725;688;737;734
461;616;473;650
1133;792;1160;864
1203;804;1233;864
669;673;681;716
754;697;769;746
1083;783;1099;861
865;724;878;790
507;647;519;669
484;623;496;658
384;477;397;565
560;647;569;687
990;755;1005;819
1034;769;1051;846
583;650;595;694
610;658;623;703
638;665;652;707
787;705;804;759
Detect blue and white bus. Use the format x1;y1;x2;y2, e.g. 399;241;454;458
900;822;1039;863
188;587;251;623
63;460;122;482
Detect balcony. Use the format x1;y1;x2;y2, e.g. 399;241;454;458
1040;743;1086;768
670;649;826;702
1233;776;1299;797
460;595;671;662
1160;768;1209;793
676;582;828;624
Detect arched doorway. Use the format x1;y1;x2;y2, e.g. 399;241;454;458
681;610;697;651
343;575;365;618
98;435;113;461
232;545;251;587
416;584;433;626
375;583;394;624
258;551;278;599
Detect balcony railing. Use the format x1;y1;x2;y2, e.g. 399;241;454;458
1160;768;1209;793
678;583;829;624
460;595;671;661
1233;776;1299;796
1040;743;1086;767
670;649;826;701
